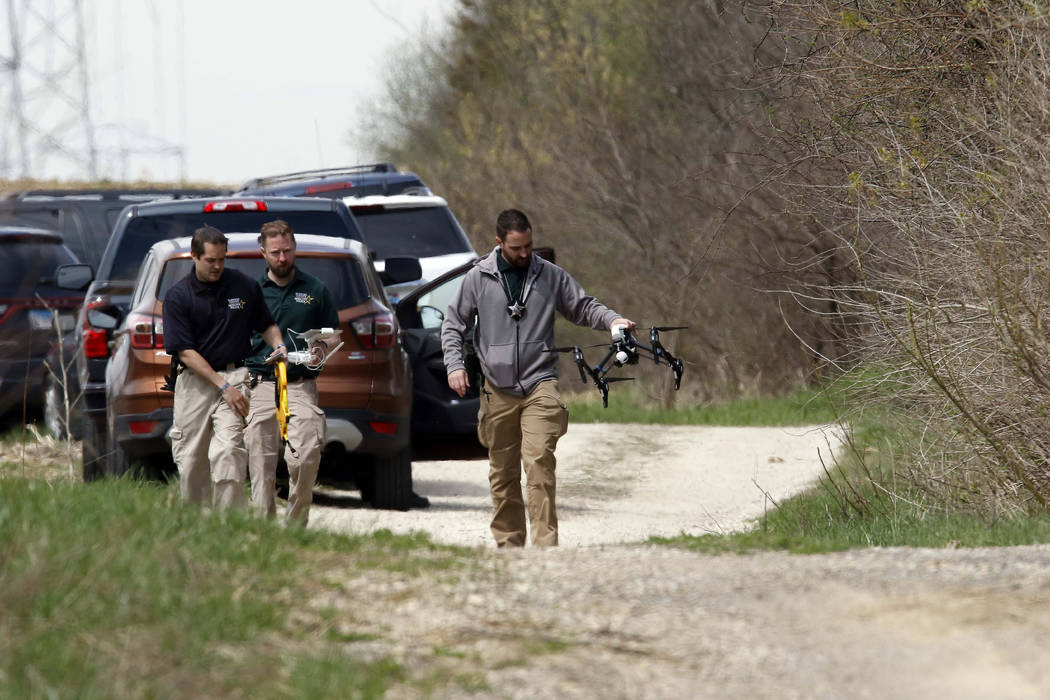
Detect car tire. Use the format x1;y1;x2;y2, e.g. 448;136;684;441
81;417;105;482
368;445;412;511
105;422;133;477
44;374;81;440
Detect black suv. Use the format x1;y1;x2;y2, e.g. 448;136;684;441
0;187;225;436
0;187;224;270
234;163;430;199
0;227;84;422
58;196;367;480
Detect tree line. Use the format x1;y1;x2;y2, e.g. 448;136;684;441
367;0;1050;512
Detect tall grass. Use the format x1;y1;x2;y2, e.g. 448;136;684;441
565;385;839;426
0;477;462;698
652;417;1050;553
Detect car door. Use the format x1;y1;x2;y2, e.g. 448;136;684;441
395;258;480;436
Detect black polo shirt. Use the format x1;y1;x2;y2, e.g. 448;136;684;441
163;267;274;370
246;266;339;381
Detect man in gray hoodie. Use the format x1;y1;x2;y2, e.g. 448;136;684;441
441;209;633;547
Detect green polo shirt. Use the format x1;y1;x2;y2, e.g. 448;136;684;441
496;252;527;303
246;266;339;381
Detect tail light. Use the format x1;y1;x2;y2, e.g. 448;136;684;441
203;200;267;213
82;299;111;359
350;312;396;349
128;312;164;349
83;327;109;358
369;421;398;435
305;181;353;195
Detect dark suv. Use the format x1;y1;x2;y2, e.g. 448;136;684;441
0;187;225;436
0;227;84;421
103;233;418;509
234;163;430;199
58;196;367;480
0;187;224;269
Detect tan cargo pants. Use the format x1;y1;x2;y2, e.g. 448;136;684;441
477;379;569;547
170;366;250;509
244;376;325;525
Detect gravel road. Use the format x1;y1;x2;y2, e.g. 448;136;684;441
310;423;842;547
302;424;1050;698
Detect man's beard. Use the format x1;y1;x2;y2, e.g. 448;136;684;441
270;262;293;279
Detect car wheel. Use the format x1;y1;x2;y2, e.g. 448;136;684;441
105;422;133;477
81;417;105;482
44;374;81;440
368;445;412;511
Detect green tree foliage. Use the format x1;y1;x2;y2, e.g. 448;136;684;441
758;1;1050;511
364;0;843;403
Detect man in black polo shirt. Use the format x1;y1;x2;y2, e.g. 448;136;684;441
244;220;338;525
163;225;286;508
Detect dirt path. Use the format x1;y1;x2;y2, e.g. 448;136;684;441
310;423;842;547
302;424;1050;697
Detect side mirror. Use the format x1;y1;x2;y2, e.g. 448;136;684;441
87;307;123;331
56;263;94;291
381;256;423;286
535;247;556;264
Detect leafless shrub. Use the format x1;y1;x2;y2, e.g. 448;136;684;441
365;0;843;403
756;0;1050;511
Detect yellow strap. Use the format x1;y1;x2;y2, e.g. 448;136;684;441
276;360;290;443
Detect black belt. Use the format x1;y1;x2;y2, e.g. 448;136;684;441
249;371;275;389
211;360;245;372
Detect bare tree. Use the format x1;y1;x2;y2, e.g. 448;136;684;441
754;1;1050;510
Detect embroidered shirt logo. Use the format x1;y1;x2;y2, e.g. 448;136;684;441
294;292;314;305
227;297;246;310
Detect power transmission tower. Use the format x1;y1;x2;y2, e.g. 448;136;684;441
0;0;98;180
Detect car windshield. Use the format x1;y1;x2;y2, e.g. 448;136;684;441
0;240;77;296
351;206;472;260
112;211;358;281
156;256;370;309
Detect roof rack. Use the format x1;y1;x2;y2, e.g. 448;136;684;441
239;163;401;190
2;187;225;202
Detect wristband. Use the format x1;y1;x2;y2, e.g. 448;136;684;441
220;381;230;392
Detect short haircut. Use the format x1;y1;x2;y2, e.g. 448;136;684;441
258;219;296;247
496;209;532;240
191;225;227;257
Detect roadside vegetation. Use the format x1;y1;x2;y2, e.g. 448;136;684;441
565;385;839;427
371;0;1050;523
0;471;466;698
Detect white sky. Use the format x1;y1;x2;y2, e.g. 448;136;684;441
77;0;456;185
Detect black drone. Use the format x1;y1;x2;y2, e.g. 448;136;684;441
548;325;686;407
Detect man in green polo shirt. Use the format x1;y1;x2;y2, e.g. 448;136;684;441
244;219;338;525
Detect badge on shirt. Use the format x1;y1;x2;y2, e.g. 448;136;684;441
227;297;246;310
294;292;314;305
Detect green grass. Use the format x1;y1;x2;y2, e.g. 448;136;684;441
566;385;839;426
0;476;464;698
651;415;1050;554
652;487;1050;554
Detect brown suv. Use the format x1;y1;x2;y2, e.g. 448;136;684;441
100;233;420;509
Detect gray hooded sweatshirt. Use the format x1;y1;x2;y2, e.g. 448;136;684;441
441;247;622;396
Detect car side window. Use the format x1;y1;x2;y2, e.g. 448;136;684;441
133;252;158;307
414;272;467;330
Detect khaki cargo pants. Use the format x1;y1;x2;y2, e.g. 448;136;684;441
170;366;250;509
478;379;569;547
244;377;325;525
